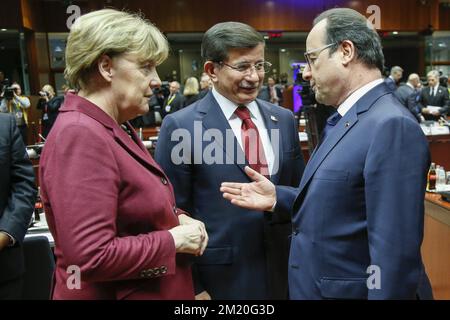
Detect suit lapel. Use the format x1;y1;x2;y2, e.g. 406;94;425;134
298;83;391;194
298;109;358;193
257;99;282;184
113;122;167;177
199;93;249;176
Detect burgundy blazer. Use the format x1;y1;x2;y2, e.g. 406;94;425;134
39;93;194;300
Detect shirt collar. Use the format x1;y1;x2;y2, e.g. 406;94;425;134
337;78;384;117
211;87;259;120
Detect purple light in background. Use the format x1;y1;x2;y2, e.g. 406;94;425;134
293;85;302;113
292;62;307;113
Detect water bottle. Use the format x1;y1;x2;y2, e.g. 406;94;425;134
436;166;446;190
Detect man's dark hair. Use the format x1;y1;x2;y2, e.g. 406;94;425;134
313;8;385;72
201;22;264;62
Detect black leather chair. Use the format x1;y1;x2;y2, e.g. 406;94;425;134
22;236;55;300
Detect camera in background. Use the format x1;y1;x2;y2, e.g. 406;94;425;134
2;78;15;100
152;81;170;98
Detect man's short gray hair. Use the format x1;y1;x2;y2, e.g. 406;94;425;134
427;70;440;78
390;66;403;75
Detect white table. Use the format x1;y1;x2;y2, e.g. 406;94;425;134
420;123;450;136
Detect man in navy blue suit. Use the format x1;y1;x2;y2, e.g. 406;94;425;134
0;113;36;299
155;21;304;299
221;8;432;300
384;66;403;91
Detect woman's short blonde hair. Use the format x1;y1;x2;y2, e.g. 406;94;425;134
64;9;169;90
183;77;200;96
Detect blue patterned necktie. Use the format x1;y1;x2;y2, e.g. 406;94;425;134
318;111;342;147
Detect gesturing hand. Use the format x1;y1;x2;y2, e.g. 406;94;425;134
220;166;276;212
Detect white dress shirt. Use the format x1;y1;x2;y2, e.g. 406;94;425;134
211;87;275;175
337;79;384;116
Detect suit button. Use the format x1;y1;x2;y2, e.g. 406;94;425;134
161;177;168;185
146;269;154;278
139;270;147;278
173;206;177;215
153;268;160;276
161;266;167;274
293;229;299;235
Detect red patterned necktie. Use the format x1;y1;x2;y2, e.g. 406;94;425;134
234;105;269;177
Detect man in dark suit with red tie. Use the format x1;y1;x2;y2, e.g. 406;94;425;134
155;21;304;300
419;70;449;121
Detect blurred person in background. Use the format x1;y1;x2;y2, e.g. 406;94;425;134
394;73;423;122
0;71;5;92
183;77;200;107
419;70;449;121
37;84;64;138
0;82;31;144
162;81;184;118
258;76;283;106
198;73;212;99
384;65;403;91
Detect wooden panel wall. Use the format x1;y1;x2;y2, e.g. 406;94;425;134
108;0;443;32
0;0;446;32
21;0;45;31
0;0;442;32
0;0;21;29
439;4;450;30
28;0;445;33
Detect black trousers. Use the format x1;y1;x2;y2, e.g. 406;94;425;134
18;124;28;146
0;276;23;300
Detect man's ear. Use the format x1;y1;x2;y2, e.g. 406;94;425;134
204;61;219;83
97;55;114;82
340;40;356;66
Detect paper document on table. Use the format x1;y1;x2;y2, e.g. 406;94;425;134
426;106;441;113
